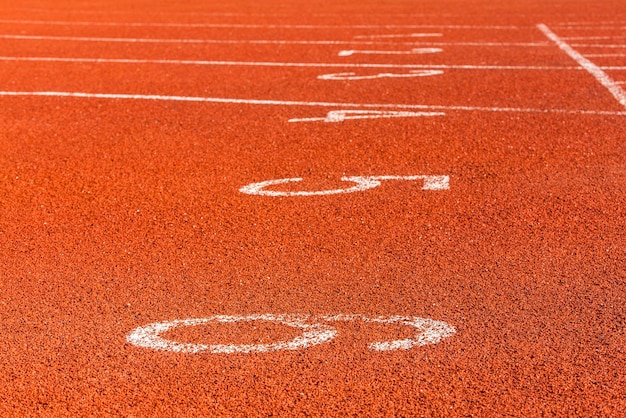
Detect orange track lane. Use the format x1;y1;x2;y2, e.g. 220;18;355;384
0;0;625;416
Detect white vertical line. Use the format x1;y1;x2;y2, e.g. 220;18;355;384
537;23;626;108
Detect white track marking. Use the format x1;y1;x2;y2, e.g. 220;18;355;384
338;48;442;56
585;53;626;57
0;34;453;46
0;19;519;29
553;21;626;26
353;33;442;39
0;34;547;47
571;44;626;49
0;56;576;70
289;110;444;122
563;36;626;40
538;24;626;108
239;175;449;196
317;70;443;80
127;314;456;354
126;314;336;354
335;316;456;351
1;91;625;116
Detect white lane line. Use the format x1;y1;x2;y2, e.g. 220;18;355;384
553;21;626;26
538;24;626;108
0;19;520;29
571;44;626;49
585;53;626;57
338;48;441;56
0;34;439;46
0;34;549;47
353;32;442;39
0;56;581;71
563;36;626;40
1;91;625;116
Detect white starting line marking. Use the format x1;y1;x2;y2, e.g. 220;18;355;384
126;314;456;354
289;110;445;123
538;24;626;108
317;70;443;80
239;175;449;196
338;48;442;56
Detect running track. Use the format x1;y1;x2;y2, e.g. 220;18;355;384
0;0;625;416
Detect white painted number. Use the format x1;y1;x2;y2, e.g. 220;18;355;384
289;109;444;123
338;48;442;56
127;314;456;354
239;175;449;196
317;70;443;81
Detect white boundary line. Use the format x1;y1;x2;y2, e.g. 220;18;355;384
0;91;625;116
563;36;626;40
0;34;550;47
585;53;626;57
538;24;626;108
0;56;582;71
0;19;520;29
571;44;626;49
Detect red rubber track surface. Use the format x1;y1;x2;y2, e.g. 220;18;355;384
0;0;625;416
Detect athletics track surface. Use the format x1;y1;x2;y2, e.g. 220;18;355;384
0;0;624;415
